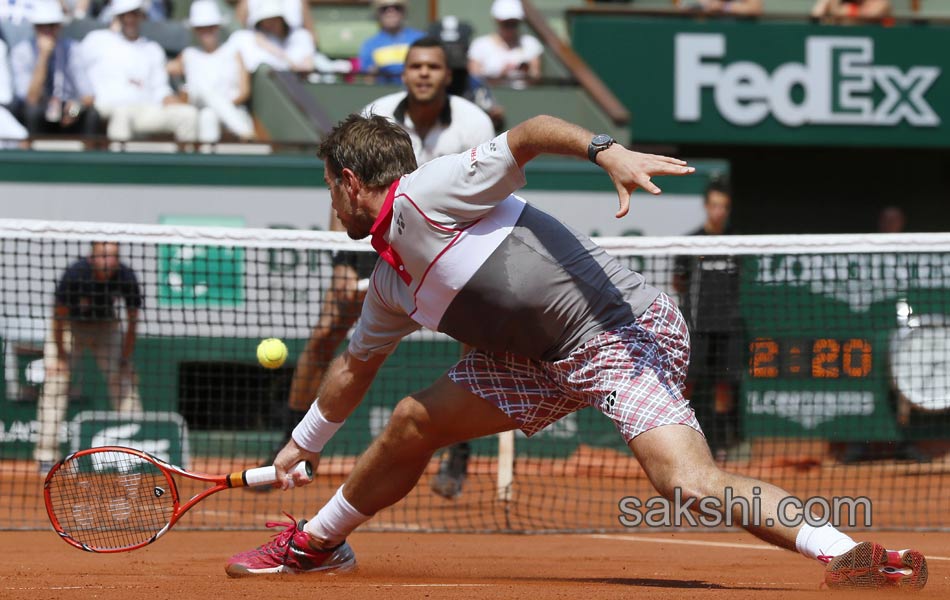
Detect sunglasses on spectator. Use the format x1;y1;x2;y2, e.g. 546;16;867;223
499;19;521;28
379;4;405;13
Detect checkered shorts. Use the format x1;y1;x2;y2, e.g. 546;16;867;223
448;293;703;443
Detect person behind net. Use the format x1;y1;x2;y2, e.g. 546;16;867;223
263;37;496;496
672;178;747;463
467;0;542;87
9;2;100;139
226;113;928;590
166;1;255;143
358;0;423;83
34;241;144;474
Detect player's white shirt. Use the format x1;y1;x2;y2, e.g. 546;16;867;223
227;28;315;72
468;33;543;79
81;30;171;107
182;43;243;102
348;132;526;359
362;92;495;165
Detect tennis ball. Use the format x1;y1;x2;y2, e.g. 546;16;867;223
257;338;288;369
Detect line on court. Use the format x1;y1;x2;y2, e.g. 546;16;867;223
586;534;950;561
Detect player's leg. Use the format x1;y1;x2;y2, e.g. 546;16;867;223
430;343;477;499
629;423;927;589
35;325;75;469
227;374;519;576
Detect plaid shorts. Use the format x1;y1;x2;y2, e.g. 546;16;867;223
448;293;703;443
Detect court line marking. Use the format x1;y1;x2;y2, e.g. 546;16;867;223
586;534;950;561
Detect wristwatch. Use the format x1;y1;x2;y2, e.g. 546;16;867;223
587;134;615;164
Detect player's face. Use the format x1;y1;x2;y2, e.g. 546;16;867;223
90;242;120;280
326;166;375;240
704;190;731;233
402;47;450;105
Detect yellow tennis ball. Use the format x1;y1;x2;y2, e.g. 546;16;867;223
257;338;287;369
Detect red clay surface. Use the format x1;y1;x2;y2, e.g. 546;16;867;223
2;530;948;600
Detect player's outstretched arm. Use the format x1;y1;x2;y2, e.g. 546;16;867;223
506;114;694;218
273;350;387;488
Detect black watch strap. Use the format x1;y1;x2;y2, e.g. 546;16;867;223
587;134;615;164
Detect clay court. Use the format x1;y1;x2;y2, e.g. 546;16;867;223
4;447;950;599
3;529;950;599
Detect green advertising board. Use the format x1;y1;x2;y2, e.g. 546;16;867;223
570;15;950;148
69;411;190;467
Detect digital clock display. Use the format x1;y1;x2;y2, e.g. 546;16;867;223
749;338;873;379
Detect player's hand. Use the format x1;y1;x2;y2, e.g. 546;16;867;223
596;145;694;218
273;438;320;490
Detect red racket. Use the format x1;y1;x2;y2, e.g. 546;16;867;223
44;445;312;553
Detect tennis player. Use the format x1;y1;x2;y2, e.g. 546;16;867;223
227;114;928;589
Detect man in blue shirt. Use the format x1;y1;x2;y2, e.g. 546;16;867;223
358;0;423;83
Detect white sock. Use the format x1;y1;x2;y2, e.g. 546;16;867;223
795;523;858;561
303;485;371;549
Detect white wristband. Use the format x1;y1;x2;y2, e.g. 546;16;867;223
292;400;345;453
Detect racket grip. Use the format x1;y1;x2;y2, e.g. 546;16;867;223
239;461;313;487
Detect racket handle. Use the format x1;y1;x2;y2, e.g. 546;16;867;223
233;461;313;488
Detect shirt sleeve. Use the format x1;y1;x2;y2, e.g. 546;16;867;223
358;36;376;72
285;29;316;65
0;41;13;106
401;131;527;223
521;35;544;61
346;270;421;361
10;41;33;102
69;41;93;99
147;43;172;104
120;265;143;310
54;264;76;307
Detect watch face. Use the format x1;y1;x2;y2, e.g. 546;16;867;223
592;134;613;147
890;326;950;411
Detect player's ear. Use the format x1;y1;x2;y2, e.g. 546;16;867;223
340;167;360;198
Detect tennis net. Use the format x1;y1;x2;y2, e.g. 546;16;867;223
1;219;948;532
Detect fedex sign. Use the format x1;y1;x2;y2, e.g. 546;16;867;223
674;33;940;128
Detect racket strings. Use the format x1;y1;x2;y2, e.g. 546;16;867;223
47;451;176;550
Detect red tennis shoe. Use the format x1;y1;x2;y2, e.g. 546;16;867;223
820;541;927;590
226;515;356;577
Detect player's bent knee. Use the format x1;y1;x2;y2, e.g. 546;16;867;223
654;464;723;503
382;397;442;452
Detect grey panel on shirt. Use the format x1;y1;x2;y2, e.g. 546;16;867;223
438;203;660;361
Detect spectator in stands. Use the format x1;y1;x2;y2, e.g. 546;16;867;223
429;15;505;132
34;241;143;473
672;178;747;463
468;0;542;85
262;38;495;498
0;35;29;146
0;0;37;51
228;0;315;73
168;1;254;143
236;0;313;32
11;2;99;137
71;0;169;22
358;0;424;83
678;0;763;15
81;0;199;143
811;0;891;21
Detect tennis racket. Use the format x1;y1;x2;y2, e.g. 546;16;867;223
44;445;312;553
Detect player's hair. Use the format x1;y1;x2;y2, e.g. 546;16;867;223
317;114;417;188
406;36;448;63
704;177;731;204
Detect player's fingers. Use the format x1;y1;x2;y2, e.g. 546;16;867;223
615;183;631;218
648;162;694;177
638;174;662;195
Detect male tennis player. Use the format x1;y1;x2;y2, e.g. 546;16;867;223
227;114;928;589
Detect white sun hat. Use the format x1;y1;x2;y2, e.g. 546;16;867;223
189;0;223;27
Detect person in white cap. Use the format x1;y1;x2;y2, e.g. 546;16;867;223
235;0;312;32
227;0;314;73
11;2;99;136
468;0;542;83
80;0;199;143
167;0;254;142
0;37;29;145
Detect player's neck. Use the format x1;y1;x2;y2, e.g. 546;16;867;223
407;96;446;137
